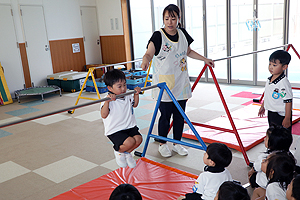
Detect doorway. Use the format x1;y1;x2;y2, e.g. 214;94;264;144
80;6;102;65
20;5;53;86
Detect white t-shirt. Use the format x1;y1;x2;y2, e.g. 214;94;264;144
264;73;293;116
152;28;192;102
254;152;269;189
101;95;137;136
265;182;287;200
193;168;232;200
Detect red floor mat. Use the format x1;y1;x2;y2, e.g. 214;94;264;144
292;122;300;136
51;157;197;200
231;91;261;99
183;104;300;151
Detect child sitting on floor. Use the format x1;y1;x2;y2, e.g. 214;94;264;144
214;181;250;200
286;174;300;200
178;143;233;200
101;69;142;168
109;183;142;200
253;151;296;200
248;126;292;191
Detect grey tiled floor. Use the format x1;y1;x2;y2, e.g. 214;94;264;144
0;82;299;199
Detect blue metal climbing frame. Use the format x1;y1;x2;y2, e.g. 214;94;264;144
141;82;207;157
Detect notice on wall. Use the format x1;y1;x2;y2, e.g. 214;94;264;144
72;43;80;53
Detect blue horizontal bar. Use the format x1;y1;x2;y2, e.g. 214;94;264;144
148;134;206;151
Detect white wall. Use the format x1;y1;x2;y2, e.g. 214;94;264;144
96;0;124;36
79;0;96;6
2;0;104;42
43;0;83;40
0;0;123;94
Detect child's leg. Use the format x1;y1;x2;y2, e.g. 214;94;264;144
118;136;136;153
118;126;142;153
123;135;142;153
251;187;265;200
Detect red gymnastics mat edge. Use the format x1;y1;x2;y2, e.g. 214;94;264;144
50;157;197;200
183;104;300;152
182;130;265;152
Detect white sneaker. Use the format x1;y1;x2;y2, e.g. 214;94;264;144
158;144;172;157
125;152;136;168
114;151;127;168
173;144;188;156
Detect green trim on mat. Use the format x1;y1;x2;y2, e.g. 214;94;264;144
0;77;8;102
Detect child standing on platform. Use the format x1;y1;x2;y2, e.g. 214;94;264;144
258;50;293;133
177;143;233;200
101;69;142;168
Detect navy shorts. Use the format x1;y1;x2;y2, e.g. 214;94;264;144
107;126;141;151
268;110;292;133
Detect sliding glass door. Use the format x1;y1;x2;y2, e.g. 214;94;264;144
130;0;153;61
206;0;227;80
129;0;299;86
231;0;253;81
257;0;284;82
288;0;300;83
184;0;204;77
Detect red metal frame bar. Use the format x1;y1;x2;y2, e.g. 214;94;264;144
167;44;300;166
167;65;207;133
169;64;250;165
208;65;250;165
169;64;251;165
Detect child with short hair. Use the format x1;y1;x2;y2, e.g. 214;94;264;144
109;183;142;200
178;143;233;200
101;69;142;168
214;181;250;200
286;174;300;200
258;50;293;133
248;126;293;190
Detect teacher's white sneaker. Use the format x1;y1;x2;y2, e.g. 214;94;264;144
158;144;172;157
173;144;188;156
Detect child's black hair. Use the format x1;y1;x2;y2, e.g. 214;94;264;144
206;143;232;168
269;50;291;65
266;125;293;153
217;181;250;200
266;151;296;190
109;184;142;200
104;69;126;87
292;174;300;200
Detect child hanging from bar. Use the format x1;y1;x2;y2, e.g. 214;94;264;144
101;69;142;168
